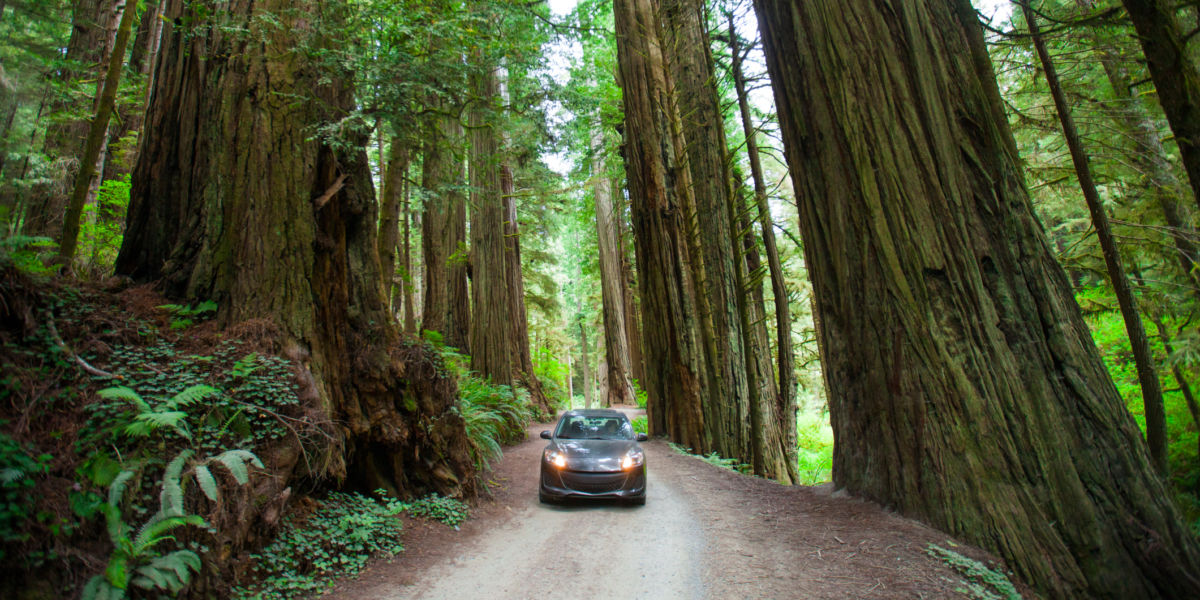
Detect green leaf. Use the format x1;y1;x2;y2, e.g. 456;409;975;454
98;387;150;412
166;384;219;409
194;465;218;502
213;449;262;485
160;450;194;517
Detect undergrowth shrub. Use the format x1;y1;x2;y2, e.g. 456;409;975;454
926;543;1021;600
233;492;406;600
630;415;647;435
532;346;569;409
406;493;469;528
458;376;529;472
0;431;50;558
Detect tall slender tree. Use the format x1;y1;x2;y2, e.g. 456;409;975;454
592;129;636;407
752;0;1200;597
613;0;707;449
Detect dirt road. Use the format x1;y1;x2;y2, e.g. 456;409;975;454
332;415;1024;599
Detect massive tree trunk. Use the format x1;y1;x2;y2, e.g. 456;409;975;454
728;18;798;481
613;0;706;451
421;110;470;352
752;0;1200;597
592;131;636;407
659;0;751;462
502;162;551;412
467;57;512;387
1120;0;1200;211
617;187;646;387
1023;5;1169;474
116;0;473;499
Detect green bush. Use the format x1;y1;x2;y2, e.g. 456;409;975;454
459;376;529;472
406;493;469;528
533;346;570;409
234;492;406;600
0;431;50;558
631;415;647;435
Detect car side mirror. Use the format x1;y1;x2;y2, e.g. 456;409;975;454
636;433;648;442
540;430;552;439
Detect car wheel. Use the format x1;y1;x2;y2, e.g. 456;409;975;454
539;492;554;504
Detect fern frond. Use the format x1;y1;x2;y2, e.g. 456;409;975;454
194;465;218;502
132;514;204;554
98;386;150;412
213;449;262;485
166;384;219;409
159;450;193;517
129;411;191;439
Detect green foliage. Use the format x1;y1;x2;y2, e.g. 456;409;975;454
76;175;131;279
631;379;648;409
926;543;1022;600
630;415;647;435
532;346;570;409
157;301;218;330
795;411;834;485
0;431;51;557
667;442;751;474
405;493;469;528
458;375;529;472
233;491;406;600
0;235;57;276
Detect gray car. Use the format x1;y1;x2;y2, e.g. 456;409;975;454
539;409;648;505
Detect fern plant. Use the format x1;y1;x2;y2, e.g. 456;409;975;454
82;448;262;599
98;384;220;440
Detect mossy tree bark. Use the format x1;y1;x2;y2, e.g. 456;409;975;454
116;0;474;499
379;137;407;316
753;0;1200;597
421;109;471;352
613;0;707;450
728;18;798;481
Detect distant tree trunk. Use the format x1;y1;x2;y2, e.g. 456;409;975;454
422;109;470;352
402;175;417;335
467;54;512;386
616;187;646;387
1147;312;1200;468
379;138;407;316
753;0;1200;597
613;0;706;450
502;161;551;412
1120;0;1200;211
57;0;135;266
593;131;636;407
103;0;165;183
1024;4;1168;474
728;18;798;480
116;0;473;500
24;0;119;239
1073;0;1200;288
580;319;592;409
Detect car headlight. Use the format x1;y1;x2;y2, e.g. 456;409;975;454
621;450;644;470
544;449;567;468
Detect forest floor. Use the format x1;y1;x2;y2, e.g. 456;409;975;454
329;410;1030;600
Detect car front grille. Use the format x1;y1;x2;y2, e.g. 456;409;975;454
558;470;631;494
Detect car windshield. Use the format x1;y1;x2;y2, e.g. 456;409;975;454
554;415;634;440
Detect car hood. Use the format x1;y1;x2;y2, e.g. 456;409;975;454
548;439;640;472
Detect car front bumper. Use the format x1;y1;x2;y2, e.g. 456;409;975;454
540;463;646;500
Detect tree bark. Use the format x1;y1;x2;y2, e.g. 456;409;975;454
379;138;407;316
616;184;646;387
468;55;512;387
659;0;753;462
592;130;636;407
116;0;473;500
752;0;1200;597
103;0;165;183
502;161;551;413
1023;4;1169;475
728;17;799;482
402;172;417;335
57;0;135;266
1120;0;1200;212
613;0;707;450
580;318;593;409
421;109;470;352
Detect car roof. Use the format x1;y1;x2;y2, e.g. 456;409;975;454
561;409;628;418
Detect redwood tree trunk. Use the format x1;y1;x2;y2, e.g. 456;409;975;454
379;138;407;315
592;130;635;407
613;0;706;450
502;162;551;413
116;0;473;501
468;57;512;387
753;0;1200;597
